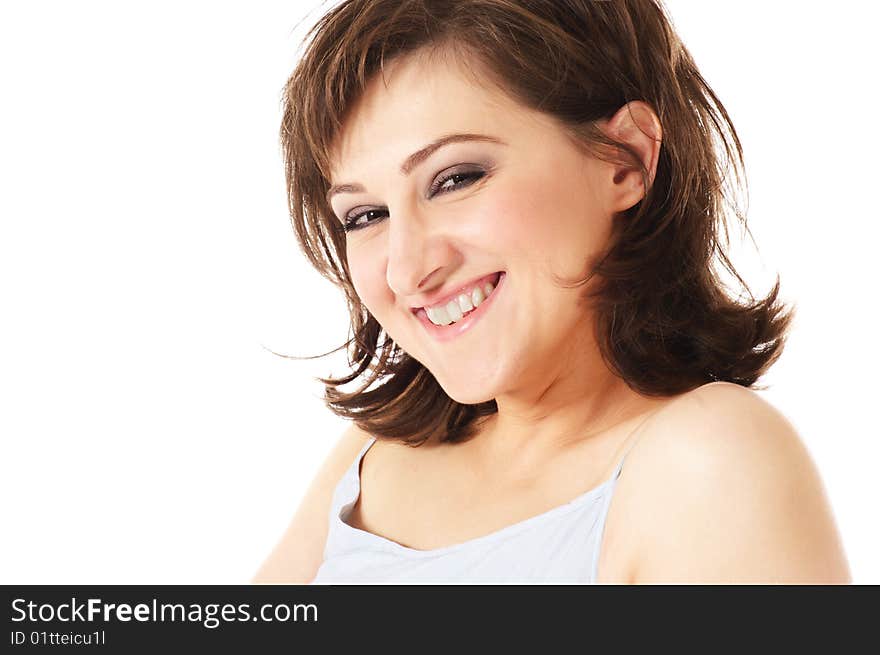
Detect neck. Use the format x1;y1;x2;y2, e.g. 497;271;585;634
465;328;666;474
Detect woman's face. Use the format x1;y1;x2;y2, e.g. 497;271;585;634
328;51;620;405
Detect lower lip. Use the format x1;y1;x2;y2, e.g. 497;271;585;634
414;272;506;342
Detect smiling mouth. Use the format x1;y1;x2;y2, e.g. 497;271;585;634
414;271;504;328
412;271;507;342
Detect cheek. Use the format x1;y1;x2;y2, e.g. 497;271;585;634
348;248;393;314
483;175;585;255
466;182;544;255
489;169;609;281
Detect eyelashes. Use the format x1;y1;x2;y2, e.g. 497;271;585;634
340;167;488;233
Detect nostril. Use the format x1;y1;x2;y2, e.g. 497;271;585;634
417;268;444;290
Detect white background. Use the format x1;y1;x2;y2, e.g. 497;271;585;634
1;1;876;583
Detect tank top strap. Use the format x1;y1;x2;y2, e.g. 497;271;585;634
329;436;377;521
608;408;660;482
354;435;378;468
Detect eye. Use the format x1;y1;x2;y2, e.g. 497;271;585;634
342;208;389;232
427;168;485;197
342;167;487;233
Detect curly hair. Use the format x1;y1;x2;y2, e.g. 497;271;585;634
278;0;796;446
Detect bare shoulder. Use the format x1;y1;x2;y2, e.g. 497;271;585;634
617;381;851;584
251;423;374;584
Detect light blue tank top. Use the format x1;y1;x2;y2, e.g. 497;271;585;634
311;436;633;584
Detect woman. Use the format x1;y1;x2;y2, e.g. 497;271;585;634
254;0;850;584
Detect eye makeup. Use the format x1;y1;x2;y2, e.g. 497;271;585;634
340;164;490;233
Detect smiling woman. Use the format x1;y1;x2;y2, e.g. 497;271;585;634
253;0;851;584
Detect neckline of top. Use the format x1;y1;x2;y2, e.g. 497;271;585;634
335;436;623;558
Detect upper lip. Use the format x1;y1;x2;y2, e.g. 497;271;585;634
409;272;503;312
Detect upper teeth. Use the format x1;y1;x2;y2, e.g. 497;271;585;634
425;280;496;326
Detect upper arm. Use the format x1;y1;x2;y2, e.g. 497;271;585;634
251;423;373;584
627;382;851;584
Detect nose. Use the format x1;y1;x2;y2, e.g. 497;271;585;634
384;206;456;300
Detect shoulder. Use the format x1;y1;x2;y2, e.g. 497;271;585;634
251;423;374;584
617;382;851;583
639;381;800;468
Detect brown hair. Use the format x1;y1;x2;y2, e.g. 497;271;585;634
279;0;796;446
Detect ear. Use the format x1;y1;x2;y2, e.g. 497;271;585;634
599;101;663;213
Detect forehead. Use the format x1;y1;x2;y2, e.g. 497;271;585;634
329;50;556;181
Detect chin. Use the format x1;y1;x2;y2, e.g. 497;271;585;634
445;389;496;406
433;374;498;406
405;348;503;405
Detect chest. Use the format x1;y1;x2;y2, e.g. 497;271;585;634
345;443;638;581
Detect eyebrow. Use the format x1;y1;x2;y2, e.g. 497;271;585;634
326;133;506;205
